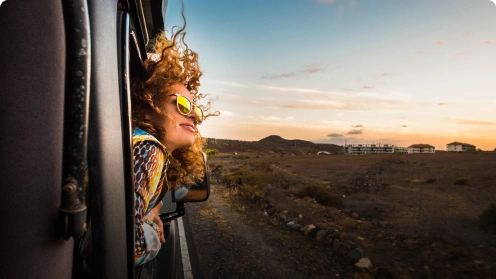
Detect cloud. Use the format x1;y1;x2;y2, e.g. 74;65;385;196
347;129;363;135
327;133;344;138
401;125;407;127
316;0;336;3
362;86;373;89
377;72;393;78
301;64;324;74
226;85;411;112
452;118;496;126
455;52;470;56
436;41;444;46
438;102;448;106
482;40;495;45
203;79;247;88
263;64;324;79
351;125;363;128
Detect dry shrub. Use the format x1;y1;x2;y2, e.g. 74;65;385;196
238;184;268;200
454;177;470;185
222;161;294;190
297;185;343;207
222;170;245;187
479;203;496;234
409;178;424;183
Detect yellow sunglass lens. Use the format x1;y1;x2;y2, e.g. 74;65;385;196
176;95;192;115
195;107;204;123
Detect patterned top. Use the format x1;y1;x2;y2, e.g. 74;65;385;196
132;127;169;265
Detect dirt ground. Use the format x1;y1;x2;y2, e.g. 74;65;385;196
187;152;496;279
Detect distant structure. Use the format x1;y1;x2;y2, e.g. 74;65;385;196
343;144;408;155
446;142;476;152
408;144;435;154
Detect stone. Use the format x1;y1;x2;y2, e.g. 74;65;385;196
300;224;317;236
351;213;360;219
316;230;328;242
346;248;364;264
286;221;303;230
354;258;372;270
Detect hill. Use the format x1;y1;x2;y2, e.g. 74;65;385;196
205;135;343;155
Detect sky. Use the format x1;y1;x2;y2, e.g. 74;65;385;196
165;0;496;150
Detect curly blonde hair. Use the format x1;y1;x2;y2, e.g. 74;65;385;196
131;25;205;189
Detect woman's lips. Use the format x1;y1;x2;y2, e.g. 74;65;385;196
180;124;195;132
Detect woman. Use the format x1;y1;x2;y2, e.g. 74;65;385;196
79;25;209;272
130;27;207;264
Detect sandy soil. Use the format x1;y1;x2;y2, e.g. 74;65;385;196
186;152;496;279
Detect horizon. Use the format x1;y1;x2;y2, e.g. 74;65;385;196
165;0;496;151
205;134;490;150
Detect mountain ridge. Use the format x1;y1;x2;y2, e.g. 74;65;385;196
205;135;343;155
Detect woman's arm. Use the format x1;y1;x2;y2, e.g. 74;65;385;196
133;140;167;265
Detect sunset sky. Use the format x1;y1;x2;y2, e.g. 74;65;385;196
165;0;496;150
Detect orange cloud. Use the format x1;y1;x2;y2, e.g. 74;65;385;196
436;41;444;46
454;118;496;126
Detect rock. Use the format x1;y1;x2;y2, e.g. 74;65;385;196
357;236;365;241
263;210;268;217
351;213;360;219
278;210;289;222
316;230;328;242
298;214;303;220
300;224;316;235
287;222;303;230
354;258;372;270
300;224;319;237
346;248;364;264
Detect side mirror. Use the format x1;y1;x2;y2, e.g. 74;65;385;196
160;152;210;223
172;152;210;203
172;174;210;202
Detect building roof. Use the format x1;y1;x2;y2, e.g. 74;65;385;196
408;144;434;148
446;142;475;147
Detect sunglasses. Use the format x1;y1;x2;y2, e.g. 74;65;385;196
168;94;204;124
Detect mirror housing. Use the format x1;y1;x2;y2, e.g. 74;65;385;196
160;152;210;222
172;152;210;203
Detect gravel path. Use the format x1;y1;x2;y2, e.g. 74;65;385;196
185;185;351;279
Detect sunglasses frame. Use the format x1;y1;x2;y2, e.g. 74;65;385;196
167;93;204;124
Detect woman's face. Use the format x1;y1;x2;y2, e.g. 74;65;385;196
160;83;200;152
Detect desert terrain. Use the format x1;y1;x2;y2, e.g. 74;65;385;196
186;137;496;278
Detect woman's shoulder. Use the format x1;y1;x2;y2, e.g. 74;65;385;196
132;127;166;151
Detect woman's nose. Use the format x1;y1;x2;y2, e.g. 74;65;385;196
188;107;199;121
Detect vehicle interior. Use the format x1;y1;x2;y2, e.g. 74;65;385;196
0;0;208;278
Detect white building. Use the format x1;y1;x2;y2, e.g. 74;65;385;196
344;144;408;155
446;142;476;152
408;144;435;154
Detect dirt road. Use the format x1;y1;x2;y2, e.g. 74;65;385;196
185;185;359;279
